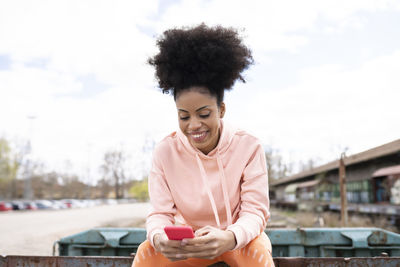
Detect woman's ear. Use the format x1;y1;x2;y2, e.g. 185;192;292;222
219;102;226;118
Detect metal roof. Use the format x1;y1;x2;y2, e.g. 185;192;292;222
271;138;400;187
296;179;320;188
372;164;400;177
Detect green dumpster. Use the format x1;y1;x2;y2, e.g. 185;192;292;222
56;227;400;258
266;228;400;257
56;228;146;256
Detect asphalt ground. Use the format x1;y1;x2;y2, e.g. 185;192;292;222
0;202;151;256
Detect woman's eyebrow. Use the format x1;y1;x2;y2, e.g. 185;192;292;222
178;105;210;112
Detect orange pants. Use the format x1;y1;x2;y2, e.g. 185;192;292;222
131;232;274;267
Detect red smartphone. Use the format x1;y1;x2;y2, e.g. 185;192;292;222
164;226;195;240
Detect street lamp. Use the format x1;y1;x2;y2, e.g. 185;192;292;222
23;115;36;200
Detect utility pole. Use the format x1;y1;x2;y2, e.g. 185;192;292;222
24;115;36;200
86;142;92;199
339;152;348;227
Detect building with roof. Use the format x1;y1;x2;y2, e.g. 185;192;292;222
270;139;400;207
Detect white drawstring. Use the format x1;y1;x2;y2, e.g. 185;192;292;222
195;152;233;228
195;153;221;227
217;153;232;226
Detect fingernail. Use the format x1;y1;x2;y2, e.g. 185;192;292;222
181;240;187;245
176;254;182;258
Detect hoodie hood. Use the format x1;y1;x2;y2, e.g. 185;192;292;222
176;119;236;158
176;120;236;228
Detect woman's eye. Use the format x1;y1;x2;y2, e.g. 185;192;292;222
180;117;189;121
199;113;210;119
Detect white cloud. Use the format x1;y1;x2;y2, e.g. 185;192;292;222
243;50;400;164
0;1;167;177
154;0;399;54
0;71;177;177
0;0;158;87
0;0;399;179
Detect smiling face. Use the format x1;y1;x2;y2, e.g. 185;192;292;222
175;87;225;155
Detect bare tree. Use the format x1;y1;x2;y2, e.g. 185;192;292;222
97;178;113;199
58;172;86;199
100;150;127;199
264;145;293;181
298;158;317;172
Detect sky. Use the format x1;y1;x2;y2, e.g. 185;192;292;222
1;0;400;183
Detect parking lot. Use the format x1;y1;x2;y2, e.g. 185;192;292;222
0;202;150;256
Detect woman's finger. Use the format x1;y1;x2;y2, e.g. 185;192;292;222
184;230;217;246
160;239;183;249
194;225;214;237
159;244;187;254
180;235;213;248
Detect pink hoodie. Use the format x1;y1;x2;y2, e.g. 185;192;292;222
146;120;270;249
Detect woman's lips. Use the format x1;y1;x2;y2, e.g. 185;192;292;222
189;131;208;143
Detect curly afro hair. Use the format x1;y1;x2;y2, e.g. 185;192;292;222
148;23;254;105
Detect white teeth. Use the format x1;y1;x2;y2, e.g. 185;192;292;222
192;133;205;138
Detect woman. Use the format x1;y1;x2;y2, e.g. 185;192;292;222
132;23;274;267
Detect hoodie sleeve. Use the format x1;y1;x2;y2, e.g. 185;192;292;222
226;143;270;249
146;144;176;248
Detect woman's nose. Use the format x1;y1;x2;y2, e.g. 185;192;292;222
188;118;202;130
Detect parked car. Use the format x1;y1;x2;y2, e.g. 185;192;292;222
23;201;38;210
11;201;25;210
0;201;13;211
50;200;68;209
35;200;53;209
61;199;74;208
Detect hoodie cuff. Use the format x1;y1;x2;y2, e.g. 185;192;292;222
226;224;248;250
226;213;264;250
147;228;165;248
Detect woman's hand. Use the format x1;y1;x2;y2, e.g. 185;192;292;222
177;226;237;260
153;226;237;261
153;233;189;261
